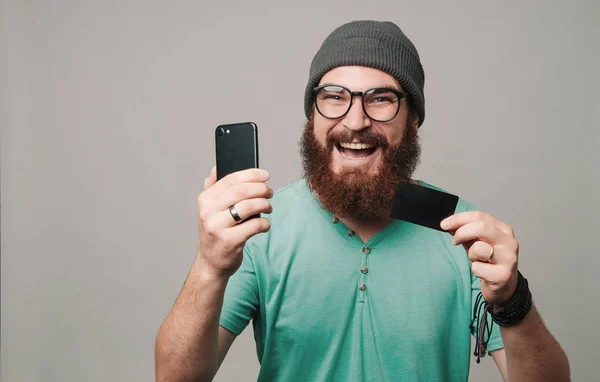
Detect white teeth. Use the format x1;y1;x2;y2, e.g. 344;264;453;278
340;142;373;150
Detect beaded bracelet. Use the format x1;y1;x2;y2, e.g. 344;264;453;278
490;271;533;327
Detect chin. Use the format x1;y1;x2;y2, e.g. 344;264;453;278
332;166;378;178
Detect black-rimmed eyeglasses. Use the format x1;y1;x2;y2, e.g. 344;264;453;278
313;85;406;122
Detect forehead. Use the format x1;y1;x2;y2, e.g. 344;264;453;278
318;66;402;91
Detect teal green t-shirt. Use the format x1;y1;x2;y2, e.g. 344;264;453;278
220;179;504;381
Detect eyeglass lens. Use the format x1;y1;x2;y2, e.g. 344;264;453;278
315;86;400;121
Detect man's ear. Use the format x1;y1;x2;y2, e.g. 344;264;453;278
405;101;420;130
411;115;420;130
408;110;420;130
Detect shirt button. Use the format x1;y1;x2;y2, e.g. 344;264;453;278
347;230;355;236
360;266;368;274
332;216;339;224
362;247;371;254
359;283;367;291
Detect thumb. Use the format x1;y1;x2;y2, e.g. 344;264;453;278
204;166;217;190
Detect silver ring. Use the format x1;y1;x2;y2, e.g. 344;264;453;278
228;205;243;224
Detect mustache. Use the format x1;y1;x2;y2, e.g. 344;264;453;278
326;128;389;149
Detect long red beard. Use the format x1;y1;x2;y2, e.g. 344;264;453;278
300;114;421;220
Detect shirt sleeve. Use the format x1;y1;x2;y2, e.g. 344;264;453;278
219;246;259;336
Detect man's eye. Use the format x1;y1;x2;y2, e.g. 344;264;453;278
323;93;346;101
371;97;393;103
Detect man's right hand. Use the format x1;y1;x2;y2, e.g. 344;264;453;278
197;167;273;279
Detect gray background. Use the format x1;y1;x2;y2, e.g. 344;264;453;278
1;0;598;381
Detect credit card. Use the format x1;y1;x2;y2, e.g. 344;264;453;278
389;181;459;231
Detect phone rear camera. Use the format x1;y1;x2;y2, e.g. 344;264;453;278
217;128;224;137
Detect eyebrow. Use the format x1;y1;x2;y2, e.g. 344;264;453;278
378;84;403;92
321;83;403;92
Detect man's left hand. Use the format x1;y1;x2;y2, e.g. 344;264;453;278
441;211;519;306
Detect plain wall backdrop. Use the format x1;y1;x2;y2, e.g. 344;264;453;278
1;0;598;381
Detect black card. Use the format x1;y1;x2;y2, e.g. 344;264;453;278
389;181;459;231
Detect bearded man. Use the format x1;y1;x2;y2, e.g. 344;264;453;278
155;20;570;382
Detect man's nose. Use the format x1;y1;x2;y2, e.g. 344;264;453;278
341;96;371;131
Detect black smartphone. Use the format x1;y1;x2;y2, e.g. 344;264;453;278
389;181;459;231
215;122;260;221
215;122;259;181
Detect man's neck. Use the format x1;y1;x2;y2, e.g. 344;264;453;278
336;178;419;243
338;216;393;243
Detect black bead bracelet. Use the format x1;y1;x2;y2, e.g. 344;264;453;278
489;271;533;327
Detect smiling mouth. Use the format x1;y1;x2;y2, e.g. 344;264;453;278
336;142;378;160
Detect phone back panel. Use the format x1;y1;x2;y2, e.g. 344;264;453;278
215;122;259;181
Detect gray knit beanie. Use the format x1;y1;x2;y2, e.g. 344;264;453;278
304;20;425;127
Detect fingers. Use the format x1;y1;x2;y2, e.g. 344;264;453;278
208;183;273;214
452;220;503;247
202;209;271;247
205;168;270;198
444;212;519;305
452;220;519;263
197;168;272;279
442;211;515;237
470;261;498;282
199;168;272;218
468;241;494;263
229;217;272;242
236;198;273;216
210;198;273;228
204;166;217;190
